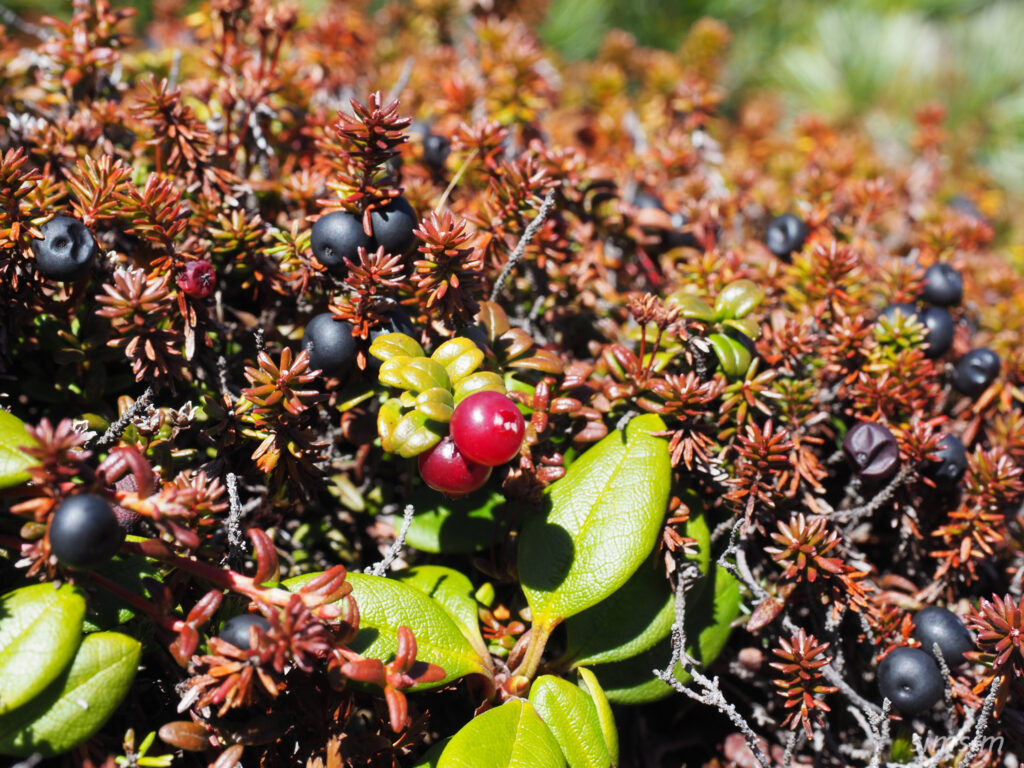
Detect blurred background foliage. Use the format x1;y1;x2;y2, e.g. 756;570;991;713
5;0;1024;196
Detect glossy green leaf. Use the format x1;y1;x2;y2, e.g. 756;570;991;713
721;317;761;341
453;371;505;403
437;699;566;768
380;357;451;393
284;572;490;689
518;414;671;627
562;558;674;667
562;510;710;667
708;333;753;379
82;555;161;633
529;675;611;768
577;668;618;766
431;338;485;384
369;332;424;363
392;566;489;662
415;388;455;423
713;279;764;320
0;410;37;490
377;397;403;454
0;631;141;756
390;410;444;458
666;293;715;322
405;490;509;553
0;583;86;714
587;564;743;705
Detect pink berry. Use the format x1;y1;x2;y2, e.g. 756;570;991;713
418;436;491;497
449;391;525;467
177;260;217;299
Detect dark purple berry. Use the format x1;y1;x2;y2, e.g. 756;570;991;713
843;421;900;482
219;614;271;650
302;313;357;378
49;494;124;569
311;210;372;274
631;191;665;211
947;195;984;222
877;646;945;715
913;606;974;667
177;260;217;299
764;214;808;258
920;263;963;307
926;433;967;488
31;215;97;281
952;348;1000;398
370;196;418;255
918;306;954;358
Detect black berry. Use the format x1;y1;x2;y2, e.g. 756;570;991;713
422;133;451;170
912;606;974;667
631;191;664;211
918;306;954;358
219;614;271;650
764;214;808;258
370;196;418;255
952;348;1000;398
920;263;963;307
31;215;97;281
843;421;900;482
877;646;945;715
663;211;700;250
302;313;357;378
369;308;416;342
49;494;124;569
311;210;371;274
926;433;967;488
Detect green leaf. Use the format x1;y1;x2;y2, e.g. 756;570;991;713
0;583;86;715
391;566;489;662
406;490;508;553
586;564;743;705
713;279;764;320
438;699;566;768
377;397;403;454
0;410;37;490
562;508;711;667
380;357;451;393
390;410;444;458
283;572;490;689
529;675;611;768
431;338;485;384
721;317;761;341
453;371;505;403
576;668;618;766
369;332;424;363
518;414;670;628
411;738;451;768
666;293;715;322
0;631;141;757
708;333;753;379
562;558;674;667
415;388;455;423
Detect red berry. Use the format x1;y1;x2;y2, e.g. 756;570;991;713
418;436;491;497
449;391;526;467
177;260;217;299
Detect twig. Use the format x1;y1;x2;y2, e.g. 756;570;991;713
867;699;892;768
655;560;773;768
88;386;155;450
224;472;245;569
489;190;556;302
955;676;1000;768
365;504;415;576
837;465;914;530
386;56;416;102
